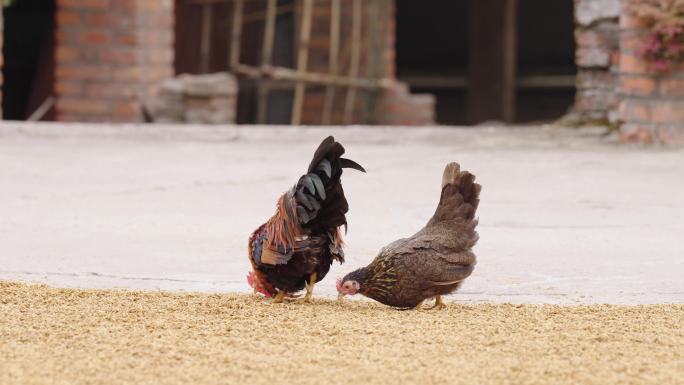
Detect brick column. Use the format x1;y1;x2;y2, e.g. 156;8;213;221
55;0;174;122
571;0;620;123
618;10;684;145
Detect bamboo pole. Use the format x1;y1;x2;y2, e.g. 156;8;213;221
229;0;244;70
256;0;278;124
199;3;214;73
343;0;362;125
290;0;314;125
243;3;294;24
321;0;341;125
234;64;388;89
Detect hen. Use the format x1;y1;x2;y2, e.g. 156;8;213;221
247;136;365;302
337;162;480;309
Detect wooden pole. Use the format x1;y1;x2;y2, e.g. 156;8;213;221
321;0;341;125
291;0;314;125
234;64;387;89
257;0;278;124
229;0;244;70
343;0;362;125
200;3;214;73
466;0;517;124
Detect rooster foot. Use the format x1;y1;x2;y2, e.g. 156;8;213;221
301;272;317;303
428;295;446;310
413;300;425;310
273;291;286;303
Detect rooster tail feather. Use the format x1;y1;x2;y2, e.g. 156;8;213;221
293;137;364;230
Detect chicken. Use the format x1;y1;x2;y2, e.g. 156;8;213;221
336;162;480;309
247;136;365;303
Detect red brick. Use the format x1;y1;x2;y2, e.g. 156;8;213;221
114;0;135;11
56;10;80;26
113;101;141;118
55;46;79;62
56;65;108;81
621;32;648;52
652;101;684;124
99;48;137;65
57;97;110;114
620;54;649;73
656;127;684;146
620;76;657;96
55;81;83;96
620;124;654;144
84;14;128;28
620;11;648;30
85;83;139;99
77;31;110;45
618;99;651;122
659;78;684;97
111;67;141;81
55;30;71;44
114;32;137;45
58;0;111;10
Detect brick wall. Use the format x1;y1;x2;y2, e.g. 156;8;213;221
618;9;684;145
571;0;620;123
54;0;174;122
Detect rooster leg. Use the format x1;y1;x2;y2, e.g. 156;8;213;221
302;272;317;303
273;291;286;303
428;295;446;310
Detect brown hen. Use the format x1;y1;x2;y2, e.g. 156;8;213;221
337;162;480;309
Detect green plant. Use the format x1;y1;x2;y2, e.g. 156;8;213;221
629;0;684;72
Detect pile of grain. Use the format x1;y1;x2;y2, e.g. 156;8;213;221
1;281;682;385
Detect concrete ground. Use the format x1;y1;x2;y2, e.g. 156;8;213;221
1;122;683;304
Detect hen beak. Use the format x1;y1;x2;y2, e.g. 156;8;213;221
337;292;345;303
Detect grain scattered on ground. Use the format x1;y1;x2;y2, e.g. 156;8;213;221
1;281;682;385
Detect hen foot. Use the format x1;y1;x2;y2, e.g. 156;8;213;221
428;295;446;310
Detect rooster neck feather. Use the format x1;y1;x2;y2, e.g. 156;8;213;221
264;192;303;251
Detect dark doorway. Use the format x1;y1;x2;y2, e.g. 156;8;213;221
395;0;576;125
2;0;56;120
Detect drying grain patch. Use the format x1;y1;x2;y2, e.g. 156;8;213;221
1;281;682;385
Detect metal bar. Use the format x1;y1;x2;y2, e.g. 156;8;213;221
343;0;362;124
229;0;244;70
200;3;214;73
291;0;314;125
321;0;341;125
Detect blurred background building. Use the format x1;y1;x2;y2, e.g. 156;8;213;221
0;0;681;143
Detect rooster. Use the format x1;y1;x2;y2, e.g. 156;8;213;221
247;136;365;302
336;162;479;309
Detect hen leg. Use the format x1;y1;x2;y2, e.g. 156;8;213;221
428;295;446;310
273;291;286;303
302;272;317;303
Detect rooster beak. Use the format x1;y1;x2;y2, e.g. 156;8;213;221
337;292;345;303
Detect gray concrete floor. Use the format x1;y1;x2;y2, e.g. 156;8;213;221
1;122;683;304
